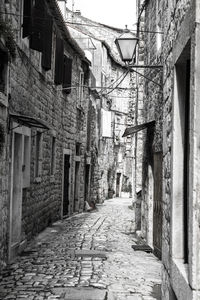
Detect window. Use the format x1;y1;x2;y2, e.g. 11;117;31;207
54;36;64;85
29;0;45;52
76;143;81;156
50;137;56;175
101;72;107;93
156;0;162;52
0;49;8;94
21;0;53;70
62;55;72;94
22;0;32;39
78;72;84;105
35;131;43;178
41;12;53;71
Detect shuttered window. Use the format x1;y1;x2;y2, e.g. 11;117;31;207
30;0;45;52
22;0;32;38
63;55;72;94
54;37;64;85
41;12;53;71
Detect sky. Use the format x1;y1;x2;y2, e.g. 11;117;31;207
66;0;137;30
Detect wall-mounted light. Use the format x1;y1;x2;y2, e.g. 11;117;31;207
115;26;162;70
115;26;138;64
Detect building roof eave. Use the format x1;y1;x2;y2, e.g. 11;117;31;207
47;0;90;65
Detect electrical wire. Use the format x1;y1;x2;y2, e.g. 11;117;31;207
131;68;163;90
100;70;130;94
0;11;164;34
102;70;129;96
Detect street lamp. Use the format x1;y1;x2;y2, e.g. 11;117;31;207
115;26;138;64
115;26;162;70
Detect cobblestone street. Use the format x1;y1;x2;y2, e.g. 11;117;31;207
0;198;161;300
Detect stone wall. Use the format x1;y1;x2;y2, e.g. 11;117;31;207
161;1;197;298
0;0;12;271
143;0;200;298
0;105;9;271
0;0;91;269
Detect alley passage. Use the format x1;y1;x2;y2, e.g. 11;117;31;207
0;198;161;300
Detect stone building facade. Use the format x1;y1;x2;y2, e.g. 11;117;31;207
0;0;95;270
57;3;135;201
137;0;200;299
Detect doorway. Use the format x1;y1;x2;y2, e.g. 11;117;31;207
173;41;191;262
74;161;80;212
84;164;90;203
9;126;31;260
63;154;70;216
116;173;121;197
11;133;23;252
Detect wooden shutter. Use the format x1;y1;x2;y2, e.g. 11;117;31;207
22;0;32;38
41;13;53;71
63;56;72;94
54;37;64;85
30;0;45;51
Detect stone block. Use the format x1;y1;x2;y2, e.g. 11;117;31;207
52;287;107;300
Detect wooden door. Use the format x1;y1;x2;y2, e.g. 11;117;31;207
63;154;70;216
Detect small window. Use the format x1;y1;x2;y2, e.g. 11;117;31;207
35;131;43;178
50;136;56;175
22;0;32;39
54;36;64;85
41;12;53;71
76;142;81;156
62;55;72;94
78;72;84;105
156;1;162;52
29;0;45;52
0;49;8;94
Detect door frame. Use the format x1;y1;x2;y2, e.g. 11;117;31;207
9;122;31;261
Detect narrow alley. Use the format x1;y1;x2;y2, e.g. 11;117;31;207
1;0;200;298
0;198;161;300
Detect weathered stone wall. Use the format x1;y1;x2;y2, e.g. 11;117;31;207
135;0;163;244
0;0;91;270
0;105;9;271
0;0;12;272
144;0;200;298
161;1;196;298
9;31;87;235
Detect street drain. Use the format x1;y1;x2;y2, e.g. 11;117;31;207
75;250;107;259
52;287;107;299
131;244;152;253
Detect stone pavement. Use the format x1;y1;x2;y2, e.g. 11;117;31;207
0;198;162;300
